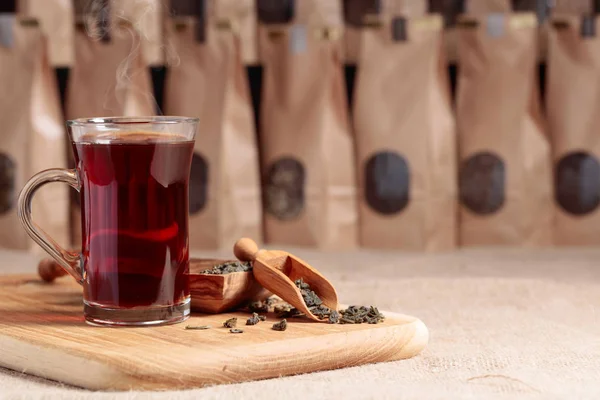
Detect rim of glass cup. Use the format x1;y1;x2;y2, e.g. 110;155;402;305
66;116;199;127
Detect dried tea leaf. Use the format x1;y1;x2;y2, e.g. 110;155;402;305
339;305;385;324
201;261;252;275
246;313;261;326
293;278;331;319
272;319;288;331
223;317;237;328
248;301;269;313
310;304;332;319
265;297;277;306
274;303;305;318
274;303;292;317
230;328;244;334
294;278;310;290
258;315;267;321
185;325;211;330
328;310;340;324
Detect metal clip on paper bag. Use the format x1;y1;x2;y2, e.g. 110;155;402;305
581;15;596;38
0;14;15;48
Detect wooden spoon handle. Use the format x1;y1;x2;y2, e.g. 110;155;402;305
38;258;68;282
233;238;260;262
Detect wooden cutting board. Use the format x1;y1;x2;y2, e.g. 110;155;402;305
0;274;428;391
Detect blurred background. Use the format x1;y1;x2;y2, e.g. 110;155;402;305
1;0;598;252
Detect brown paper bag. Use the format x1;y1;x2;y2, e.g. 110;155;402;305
343;0;427;63
353;15;457;250
214;0;258;64
163;17;261;249
259;16;357;248
547;15;600;245
18;0;75;66
456;13;552;247
66;21;155;247
0;16;68;250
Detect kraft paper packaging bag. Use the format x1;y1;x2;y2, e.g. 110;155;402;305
258;1;357;248
214;0;258;64
0;16;68;250
456;13;553;247
343;0;427;63
547;15;600;245
163;14;262;249
353;15;457;250
18;0;74;66
66;19;155;246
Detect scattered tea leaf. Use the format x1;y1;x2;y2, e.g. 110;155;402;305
230;328;244;334
246;313;261;325
339;305;385;324
258;315;267;321
185;325;211;330
287;278;385;325
223;317;237;328
272;319;288;331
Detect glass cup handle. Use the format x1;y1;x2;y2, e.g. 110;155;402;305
17;168;83;284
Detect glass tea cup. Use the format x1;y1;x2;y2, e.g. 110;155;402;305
18;117;198;326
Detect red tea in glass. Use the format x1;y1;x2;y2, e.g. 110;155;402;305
18;117;198;326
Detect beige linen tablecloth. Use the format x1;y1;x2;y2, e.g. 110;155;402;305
0;247;598;399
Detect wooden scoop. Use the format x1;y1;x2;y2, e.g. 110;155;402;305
233;238;340;322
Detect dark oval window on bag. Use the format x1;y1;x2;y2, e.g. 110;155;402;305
555;151;600;215
0;153;15;215
364;151;410;215
189;152;208;215
264;157;305;220
459;151;505;215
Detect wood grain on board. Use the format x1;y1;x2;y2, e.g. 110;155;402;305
0;274;428;391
